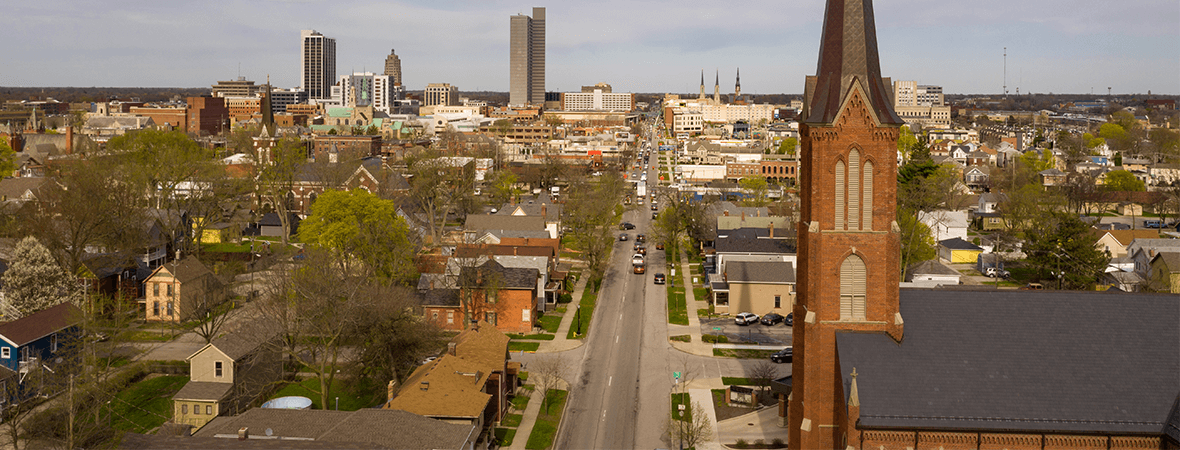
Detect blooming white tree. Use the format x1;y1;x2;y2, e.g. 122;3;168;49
2;236;75;318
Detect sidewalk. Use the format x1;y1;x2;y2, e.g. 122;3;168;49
506;386;543;450
669;245;714;356
538;273;588;353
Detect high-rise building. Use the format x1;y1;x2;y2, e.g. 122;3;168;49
509;7;545;106
384;49;403;86
424;83;459;107
300;29;337;100
327;72;404;114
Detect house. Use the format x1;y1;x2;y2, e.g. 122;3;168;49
1090;229;1159;258
494;194;562;238
384;323;516;447
77;254;140;304
1039;168;1066;187
0;302;81;376
455;244;560;310
976;192;1006;213
1127;238;1180;278
0;177;53;205
172;324;282;430
711;260;795;315
963;165;989;189
1101;270;1144;292
143;256;226;322
464;215;551;239
257;212;300;239
917;210;969;243
904;260;961;287
456;260;539;334
938;237;982;263
1147;252;1180;293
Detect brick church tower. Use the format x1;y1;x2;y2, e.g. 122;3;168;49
789;0;905;448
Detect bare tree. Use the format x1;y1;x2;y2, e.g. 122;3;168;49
255;137;311;245
530;355;569;415
748;360;781;405
664;400;713;450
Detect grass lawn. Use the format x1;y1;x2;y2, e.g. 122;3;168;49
495;428;518;446
669;334;691;343
125;331;173;342
201;242;251;253
671;392;691;421
722;377;755;386
502;413;523;427
269;378;379;411
508;341;541;352
713;349;778;359
508;333;556;341
568;280;600;339
667;286;688;325
525;390;568;450
693;287;708;301
109;375;188;433
511;392;531;410
538;314;563;333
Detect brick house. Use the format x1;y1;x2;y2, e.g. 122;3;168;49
143;256;226;322
456;260;538;334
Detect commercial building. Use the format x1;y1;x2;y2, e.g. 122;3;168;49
424;83;459;107
300;29;337;100
211;77;259;98
384;49;403;86
329;72;404;115
893;80;950;127
560;84;634;112
509;7;545;106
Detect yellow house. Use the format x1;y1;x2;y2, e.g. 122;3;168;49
143;257;225;322
1091;229;1160;258
172;325;282;430
938;237;983;264
1148;252;1180;293
710;260;796;315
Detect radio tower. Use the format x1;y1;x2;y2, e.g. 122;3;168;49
1003;47;1008;98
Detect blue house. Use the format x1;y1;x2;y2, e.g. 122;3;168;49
0;302;82;376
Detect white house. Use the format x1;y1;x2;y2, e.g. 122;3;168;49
918;210;969;243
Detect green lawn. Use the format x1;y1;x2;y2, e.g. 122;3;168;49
508;333;556;341
712;349;777;359
671;392;692;421
722;377;755;386
201;242;252;253
693;287;708;301
269;377;379;411
495;428;518;446
511;393;530;410
125;331;173;342
538;314;563;333
669;334;691;343
508;341;541;352
525;390;568;450
502;413;523;427
109;375;188;433
667;286;688;325
568;280;600;339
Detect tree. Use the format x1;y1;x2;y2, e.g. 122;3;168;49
365;125;379;136
1023;212;1108;290
0;138;16;178
530;355;569;415
1104;170;1146;192
345;283;440;400
665;400;713;450
486;170;521;206
738;177;770;207
1;237;76;318
564;174;625;279
897;126;920;162
297;189;417;285
407;152;477;246
897;212;936;281
777;137;797;156
748;361;781;403
255;137;309;245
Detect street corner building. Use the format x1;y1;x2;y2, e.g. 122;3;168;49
788;0;1180;449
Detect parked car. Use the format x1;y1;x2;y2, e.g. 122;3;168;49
636;234;646;243
734;312;759;326
619;233;628;241
770;347;793;364
620;222;636;230
760;313;785;325
635;246;647;255
656;242;665;250
651;203;658;211
785;313;794;326
1144;220;1164;229
984;267;1010;278
654;273;666;284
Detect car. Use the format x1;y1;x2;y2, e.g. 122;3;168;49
734;312;759;326
620;222;636;230
651;203;658;211
633;264;645;274
635;246;647;255
619;233;628;241
770;347;793;364
654;273;666;284
785;312;794;326
636;234;646;243
656;242;665;250
760;313;785;325
632;254;645;266
984;267;1010;278
638;198;644;205
652;212;659;219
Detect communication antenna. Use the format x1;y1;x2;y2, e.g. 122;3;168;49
1003;47;1007;98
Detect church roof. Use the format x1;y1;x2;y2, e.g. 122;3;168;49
804;0;903;126
837;289;1180;434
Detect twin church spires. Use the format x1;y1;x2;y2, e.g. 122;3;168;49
698;68;743;103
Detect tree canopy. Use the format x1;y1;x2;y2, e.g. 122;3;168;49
297;189;416;285
1;236;75;318
1103;170;1146;192
1023;212;1108;290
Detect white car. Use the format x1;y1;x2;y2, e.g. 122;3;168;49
734;312;760;326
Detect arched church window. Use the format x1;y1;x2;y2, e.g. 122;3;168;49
840;255;867;320
835;160;845;229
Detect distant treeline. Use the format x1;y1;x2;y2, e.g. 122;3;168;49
0;87;209;104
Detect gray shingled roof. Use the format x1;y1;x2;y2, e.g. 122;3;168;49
172;381;233;402
714;235;796;254
837;289;1180;434
188;408;476;449
421;288;460;307
465;215;546;232
459;260;538;290
906;260;960;277
938;237;982;251
204;321;279;361
725;261;795;284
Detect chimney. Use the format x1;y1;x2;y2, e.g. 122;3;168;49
387;379;398;403
724;210;729;216
448;342;457;356
238;427;249;440
65;126;73;154
769;222;774;238
741;211;746;220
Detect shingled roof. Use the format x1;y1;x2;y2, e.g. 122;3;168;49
179;408;476;449
803;0;903;126
837;289;1180;434
725;261;795;284
458;260;538;290
0;302;81;347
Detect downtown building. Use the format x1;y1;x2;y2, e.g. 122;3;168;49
509;7;545;106
326;72;404;115
300;29;337;100
892;80;951;128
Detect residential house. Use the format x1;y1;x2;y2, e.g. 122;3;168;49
494;194;562;239
456;260;538;334
1127;238;1180;278
0;302;80;377
384;323;515;447
77;254;140;305
140;209;190;270
172;324;282;430
0;177;53;205
422;289;463;330
949;145;972;165
963;165;990;190
1149;163;1180;186
143;256;226;322
917;210;969;243
1147;252;1180;293
966;151;991;166
1039;168;1067;187
464;215;551;239
1091;229;1159;258
711;260;795;315
711;227;796;277
257;212;300;239
904;260;961;287
1101;270;1144;293
938;237;983;264
973;192;1007;231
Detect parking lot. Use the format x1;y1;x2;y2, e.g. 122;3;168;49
700;317;793;346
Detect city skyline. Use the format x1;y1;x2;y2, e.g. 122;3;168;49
1;0;1177;95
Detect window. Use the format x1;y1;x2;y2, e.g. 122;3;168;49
215;361;223;377
166;301;174;317
153;302;160;316
153;283;159;296
486;312;497;325
848;149;860;230
1;348;8;359
182;404;188;414
774;295;781;309
51;333;57;352
206;405;213;415
193;404;200;415
863;160;874;230
431;311;439;320
447;311;454;324
840;255;867;321
167;284;174;297
835;160;845;228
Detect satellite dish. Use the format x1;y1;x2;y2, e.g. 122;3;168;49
265;428;273;436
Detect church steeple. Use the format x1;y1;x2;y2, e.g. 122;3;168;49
713;70;720;104
735;68;742;101
803;0;903;125
260;75;275;138
699;70;706;99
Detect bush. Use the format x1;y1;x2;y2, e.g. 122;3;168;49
772;438;786;447
735;439;749;448
558;293;573;304
701;334;729;344
669;334;691;343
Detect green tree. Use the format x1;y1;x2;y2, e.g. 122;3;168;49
777;137;798;156
365;125;379;136
297;189;417;285
486;170;520;206
1;237;76;318
897;126;920;161
738;176;769;207
897;211;937;280
0;139;16;177
106;129;217;209
1103;170;1146;192
1023;212;1108;290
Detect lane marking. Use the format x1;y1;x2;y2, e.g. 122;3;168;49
616;336;620;344
609;376;613;386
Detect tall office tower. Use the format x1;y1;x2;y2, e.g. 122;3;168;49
384;49;403;86
300;30;337;100
509;7;545;106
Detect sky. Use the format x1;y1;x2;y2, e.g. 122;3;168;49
2;0;1178;95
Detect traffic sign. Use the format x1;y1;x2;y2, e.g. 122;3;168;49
673;371;681;381
713;327;721;331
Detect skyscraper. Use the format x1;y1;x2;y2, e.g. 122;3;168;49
384;49;403;86
300;30;337;100
509;7;545;106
